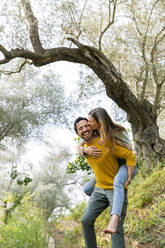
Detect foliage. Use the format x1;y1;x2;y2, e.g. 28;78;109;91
16;176;32;186
2;164;32;224
63;224;83;248
30;145;74;218
0;193;49;248
0;0;164;119
53;162;165;247
0;66;69;145
3;193;24;224
68;201;86;222
0;0;165;166
10;166;32;186
125;164;165;246
66;154;91;174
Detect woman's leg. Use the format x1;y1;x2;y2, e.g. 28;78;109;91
103;164;138;234
83;174;96;196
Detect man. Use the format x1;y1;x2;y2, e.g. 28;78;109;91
74;117;136;248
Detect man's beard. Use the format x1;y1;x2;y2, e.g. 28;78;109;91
81;130;96;141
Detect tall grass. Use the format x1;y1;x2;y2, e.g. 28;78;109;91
0;193;49;248
125;165;165;246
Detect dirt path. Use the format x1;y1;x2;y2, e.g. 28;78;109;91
48;220;79;248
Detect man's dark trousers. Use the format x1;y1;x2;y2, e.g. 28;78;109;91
81;187;128;248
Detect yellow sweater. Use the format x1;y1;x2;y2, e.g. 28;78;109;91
84;137;136;189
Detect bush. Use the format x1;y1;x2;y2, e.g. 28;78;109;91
66;155;91;174
69;202;86;222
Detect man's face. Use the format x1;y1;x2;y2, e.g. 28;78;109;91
76;120;93;141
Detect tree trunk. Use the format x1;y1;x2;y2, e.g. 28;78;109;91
129;116;165;168
82;44;165;167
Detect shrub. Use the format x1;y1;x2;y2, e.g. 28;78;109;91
66;155;91;174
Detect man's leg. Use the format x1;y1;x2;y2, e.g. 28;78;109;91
111;190;128;248
81;187;109;248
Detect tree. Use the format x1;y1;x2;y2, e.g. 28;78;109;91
30;145;76;218
0;0;164;166
0;66;68;144
0;140;21;201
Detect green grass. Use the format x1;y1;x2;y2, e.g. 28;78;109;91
125;165;165;246
53;163;165;248
0;194;49;248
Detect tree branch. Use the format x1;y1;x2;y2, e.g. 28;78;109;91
131;1;160;102
0;45;11;58
153;82;163;114
0;34;154;126
151;25;165;64
0;60;33;75
76;0;88;40
134;67;145;99
67;37;84;49
144;0;159;40
98;0;117;51
150;25;165;114
0;44;14;64
140;68;149;101
160;78;165;88
0;122;15;142
131;0;142;37
21;0;44;53
141;0;159;66
0;47;38;65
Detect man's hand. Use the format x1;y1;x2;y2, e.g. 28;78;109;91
124;179;132;189
84;146;102;158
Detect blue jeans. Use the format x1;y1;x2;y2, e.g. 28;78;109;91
83;164;138;215
83;174;96;196
82;187;128;248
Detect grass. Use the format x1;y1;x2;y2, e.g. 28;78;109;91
0;193;49;248
53;163;165;248
125;165;165;247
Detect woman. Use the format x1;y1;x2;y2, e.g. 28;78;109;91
78;107;137;234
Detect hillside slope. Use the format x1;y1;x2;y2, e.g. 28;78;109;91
53;164;165;248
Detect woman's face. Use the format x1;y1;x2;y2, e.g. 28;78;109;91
88;115;99;131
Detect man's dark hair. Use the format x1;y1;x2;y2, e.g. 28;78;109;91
74;117;88;133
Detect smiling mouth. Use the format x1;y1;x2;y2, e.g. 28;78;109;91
82;131;90;137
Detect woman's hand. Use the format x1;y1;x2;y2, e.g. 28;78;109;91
97;138;104;145
83;146;102;158
124;166;134;188
124;179;132;189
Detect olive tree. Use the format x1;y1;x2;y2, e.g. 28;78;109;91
0;66;68;144
0;0;164;167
